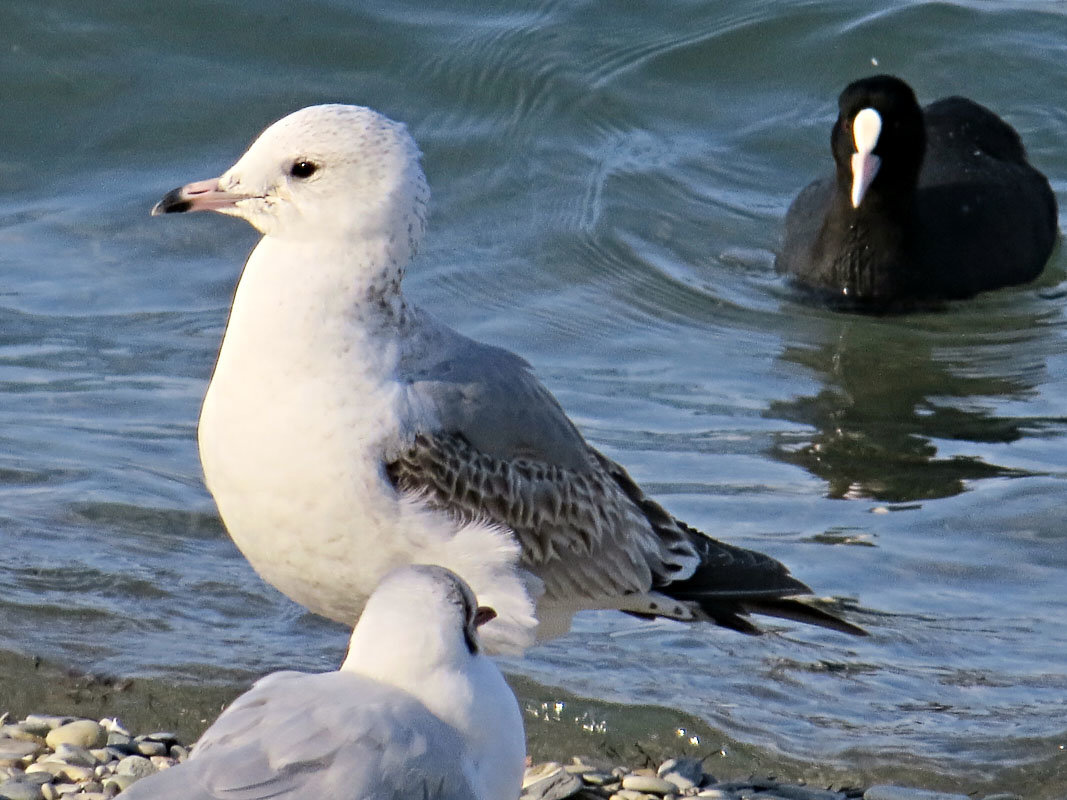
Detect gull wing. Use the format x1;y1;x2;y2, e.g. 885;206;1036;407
118;671;483;800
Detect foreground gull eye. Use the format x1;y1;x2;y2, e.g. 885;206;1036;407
289;159;319;179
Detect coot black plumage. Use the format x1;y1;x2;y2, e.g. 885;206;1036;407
778;75;1058;309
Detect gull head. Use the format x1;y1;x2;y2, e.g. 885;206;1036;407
342;565;497;677
153;104;429;248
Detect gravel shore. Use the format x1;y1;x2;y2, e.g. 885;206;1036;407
0;711;1016;800
0;650;1042;800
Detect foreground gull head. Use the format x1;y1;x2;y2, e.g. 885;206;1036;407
154;103;864;655
118;565;525;800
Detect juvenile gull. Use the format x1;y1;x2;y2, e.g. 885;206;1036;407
154;104;863;652
118;565;525;800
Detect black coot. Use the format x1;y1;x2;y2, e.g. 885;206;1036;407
778;75;1058;309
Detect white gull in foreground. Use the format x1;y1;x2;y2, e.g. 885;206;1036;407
118;565;525;800
153;104;864;652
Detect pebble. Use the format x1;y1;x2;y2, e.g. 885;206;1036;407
22;718;71;735
621;775;677;795
0;741;41;767
524;762;565;789
522;762;583;800
135;740;167;758
51;744;99;767
101;774;137;794
564;762;597;775
98;720;130;738
24;763;65;779
55;764;95;782
44;722;106;751
657;757;705;791
581;772;616;786
0;780;44;800
864;788;970;800
102;747;132;762
16;773;51;787
0;785;42;800
0;728;45;746
115;755;157;780
104;733;132;751
140;733;178;746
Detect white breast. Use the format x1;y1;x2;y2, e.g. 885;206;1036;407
197;238;537;651
198;244;407;622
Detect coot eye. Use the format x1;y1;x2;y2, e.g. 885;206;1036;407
289;160;319;179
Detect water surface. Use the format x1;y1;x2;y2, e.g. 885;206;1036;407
2;1;1066;795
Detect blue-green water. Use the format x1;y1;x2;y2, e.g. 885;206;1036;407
2;0;1067;794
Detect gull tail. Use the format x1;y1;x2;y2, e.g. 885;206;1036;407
660;523;867;637
595;450;867;637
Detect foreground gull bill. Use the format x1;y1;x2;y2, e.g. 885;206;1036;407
154;104;864;651
119;565;525;800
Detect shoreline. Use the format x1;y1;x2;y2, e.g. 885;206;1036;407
0;649;1052;799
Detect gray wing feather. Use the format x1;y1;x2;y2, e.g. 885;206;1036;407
385;430;700;604
388;309;866;636
397;308;593;472
119;671;480;800
384;434;868;635
392;308;699;603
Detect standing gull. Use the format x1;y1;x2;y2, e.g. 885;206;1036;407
118;565;525;800
154;104;863;652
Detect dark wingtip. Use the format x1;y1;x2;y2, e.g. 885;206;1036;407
151;187;192;216
743;597;869;637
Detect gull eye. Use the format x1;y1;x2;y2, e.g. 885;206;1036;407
289;159;319;179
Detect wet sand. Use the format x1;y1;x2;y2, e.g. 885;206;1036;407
2;648;1061;798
